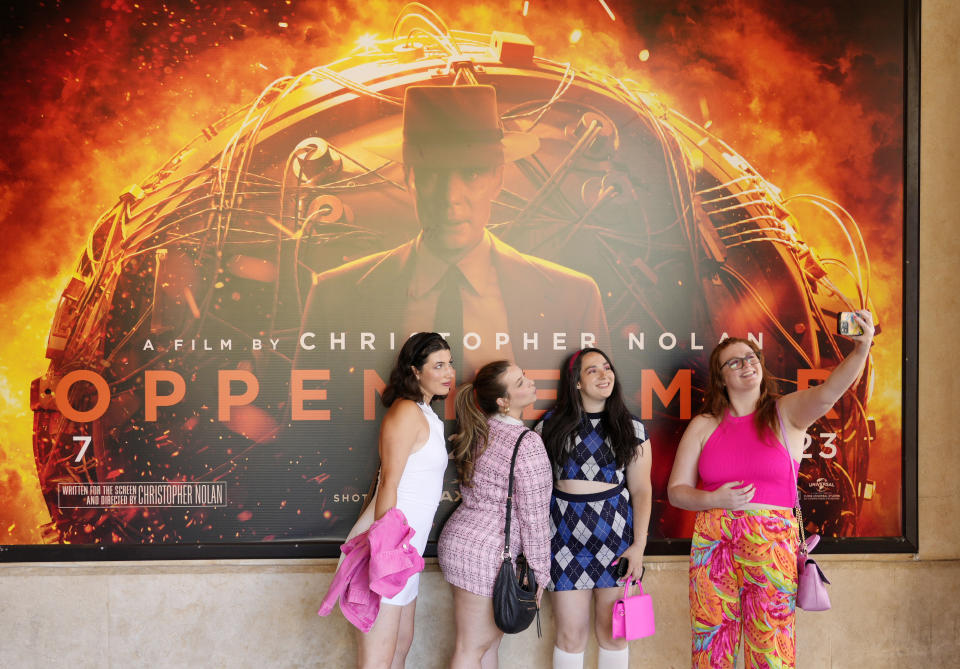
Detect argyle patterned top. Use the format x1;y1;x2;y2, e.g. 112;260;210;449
538;411;646;485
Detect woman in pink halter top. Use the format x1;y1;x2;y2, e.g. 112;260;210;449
667;312;875;669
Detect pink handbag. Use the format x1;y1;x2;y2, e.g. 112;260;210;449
787;423;832;612
611;580;656;640
796;532;832;611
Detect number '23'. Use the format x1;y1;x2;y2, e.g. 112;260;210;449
802;432;838;459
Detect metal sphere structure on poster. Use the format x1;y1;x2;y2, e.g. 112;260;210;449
31;5;874;547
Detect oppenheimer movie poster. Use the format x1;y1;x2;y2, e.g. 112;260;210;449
0;0;909;556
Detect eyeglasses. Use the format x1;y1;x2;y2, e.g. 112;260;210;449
721;353;760;370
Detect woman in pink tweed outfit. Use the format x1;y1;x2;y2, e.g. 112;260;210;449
438;360;553;668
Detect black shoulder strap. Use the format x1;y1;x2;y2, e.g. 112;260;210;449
502;429;531;556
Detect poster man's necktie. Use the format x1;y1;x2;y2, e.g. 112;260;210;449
435;265;464;369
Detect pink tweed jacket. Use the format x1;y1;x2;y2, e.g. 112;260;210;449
437;417;552;597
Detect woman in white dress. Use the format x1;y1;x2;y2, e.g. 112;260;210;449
345;332;454;668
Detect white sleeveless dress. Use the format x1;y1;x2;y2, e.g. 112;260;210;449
345;401;448;606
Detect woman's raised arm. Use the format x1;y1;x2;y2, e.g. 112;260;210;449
779;310;875;432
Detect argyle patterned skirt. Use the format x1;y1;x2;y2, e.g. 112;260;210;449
548;483;633;591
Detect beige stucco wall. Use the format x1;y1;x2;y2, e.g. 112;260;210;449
2;2;957;667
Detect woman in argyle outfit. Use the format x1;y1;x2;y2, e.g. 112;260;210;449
536;348;653;669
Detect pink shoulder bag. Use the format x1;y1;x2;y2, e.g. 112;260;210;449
777;406;831;611
611;578;656;640
795;505;831;611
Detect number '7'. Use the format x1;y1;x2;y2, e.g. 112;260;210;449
73;436;92;463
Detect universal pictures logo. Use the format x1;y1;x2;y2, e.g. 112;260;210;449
810;477;836;493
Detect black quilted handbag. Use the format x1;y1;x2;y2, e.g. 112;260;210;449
492;429;541;636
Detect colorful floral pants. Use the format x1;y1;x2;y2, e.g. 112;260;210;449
689;508;799;668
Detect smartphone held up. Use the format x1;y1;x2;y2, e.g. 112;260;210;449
837;311;865;336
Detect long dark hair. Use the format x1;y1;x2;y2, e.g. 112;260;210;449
541;348;640;470
702;337;780;438
381;332;451;407
450;360;511;487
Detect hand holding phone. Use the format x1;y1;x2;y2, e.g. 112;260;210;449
837;311;864;336
615;557;629;580
615;558;645;583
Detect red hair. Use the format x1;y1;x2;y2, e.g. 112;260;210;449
702;337;780;439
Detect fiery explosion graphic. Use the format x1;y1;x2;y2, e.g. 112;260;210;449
0;0;904;546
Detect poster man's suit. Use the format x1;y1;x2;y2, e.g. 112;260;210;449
298;229;609;376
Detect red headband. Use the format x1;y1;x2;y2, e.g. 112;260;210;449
568;350;583;373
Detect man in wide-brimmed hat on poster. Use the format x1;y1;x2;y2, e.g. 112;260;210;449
298;84;608;376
